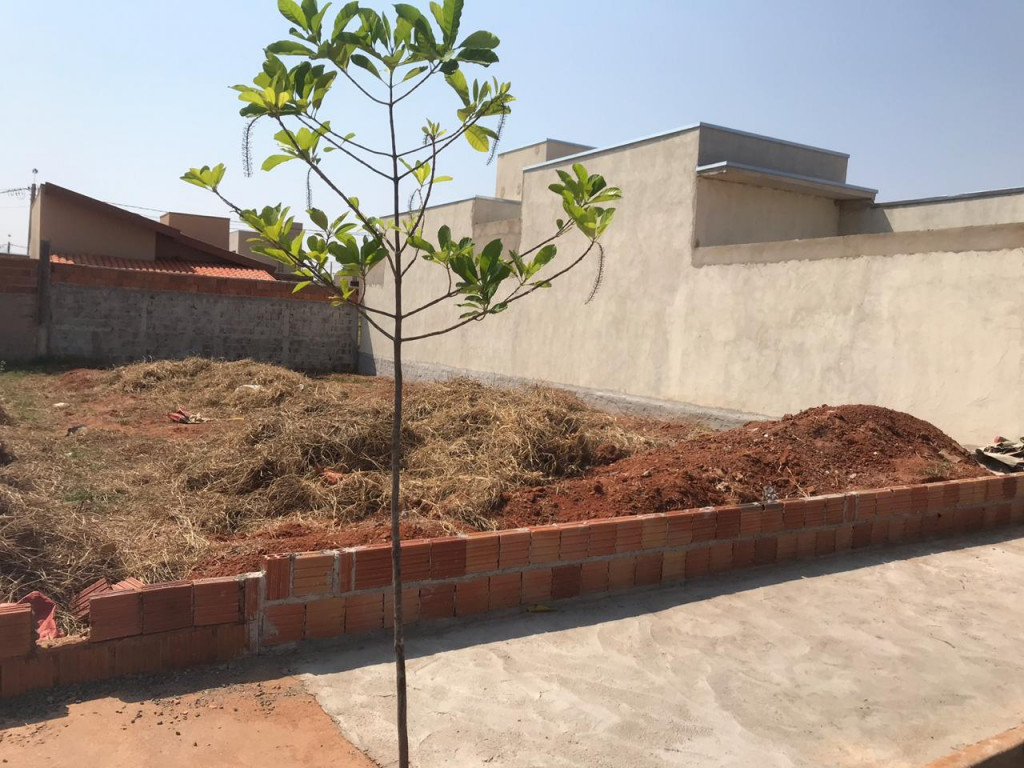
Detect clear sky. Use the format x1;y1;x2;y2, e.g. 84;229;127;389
1;0;1022;253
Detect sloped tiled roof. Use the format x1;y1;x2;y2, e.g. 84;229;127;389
52;254;276;281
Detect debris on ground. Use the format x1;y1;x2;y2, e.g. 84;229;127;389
17;590;64;640
71;578;111;620
65;424;87;436
168;408;208;424
975;437;1024;473
53;402;70;409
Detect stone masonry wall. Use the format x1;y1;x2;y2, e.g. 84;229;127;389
47;264;358;371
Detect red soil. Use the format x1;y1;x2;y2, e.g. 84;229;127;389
191;404;987;577
494;404;986;528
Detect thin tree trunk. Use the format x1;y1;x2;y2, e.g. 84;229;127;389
391;323;408;767
387;73;410;768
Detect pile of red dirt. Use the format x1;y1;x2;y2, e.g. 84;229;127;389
191;404;988;577
493;404;987;528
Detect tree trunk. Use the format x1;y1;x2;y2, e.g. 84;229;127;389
391;320;408;767
389;74;410;768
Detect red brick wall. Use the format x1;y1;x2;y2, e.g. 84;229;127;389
0;257;40;362
50;263;336;302
2;475;1022;700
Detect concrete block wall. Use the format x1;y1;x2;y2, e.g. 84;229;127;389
1;475;1022;700
0;257;40;362
45;264;358;371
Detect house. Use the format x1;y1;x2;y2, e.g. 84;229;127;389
0;184;357;370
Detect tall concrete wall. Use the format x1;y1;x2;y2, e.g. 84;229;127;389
495;140;593;201
840;190;1024;235
360;125;1024;446
694;178;840;246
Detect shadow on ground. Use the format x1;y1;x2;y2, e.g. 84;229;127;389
3;527;1021;729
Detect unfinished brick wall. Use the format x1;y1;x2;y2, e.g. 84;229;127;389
0;257;40;362
2;475;1022;700
43;264;358;371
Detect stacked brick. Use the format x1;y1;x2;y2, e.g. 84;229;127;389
1;474;1022;700
255;475;1024;646
50;263;336;302
0;574;258;699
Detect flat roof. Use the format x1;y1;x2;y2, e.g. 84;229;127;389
522;122;850;173
876;185;1024;208
696;161;877;200
497;138;595;157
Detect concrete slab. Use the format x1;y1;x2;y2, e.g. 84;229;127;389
298;532;1024;768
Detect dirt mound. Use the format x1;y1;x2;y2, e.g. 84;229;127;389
495;404;987;528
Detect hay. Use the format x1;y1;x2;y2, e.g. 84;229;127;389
0;361;659;624
0;396;13;427
108;357;312;411
179;378;651;531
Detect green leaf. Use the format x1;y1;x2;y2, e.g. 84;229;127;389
407;234;435;253
444;69;469;104
350;54;381;79
458;30;499;49
292;280;312;293
331;0;360;37
402;65;429;82
180;164;227;191
308;208;329;230
437;225;452;247
464;124;489;152
430;0;464;46
266;40;315;55
278;0;307;29
300;0;318;24
262;154;296;171
457;48;498;65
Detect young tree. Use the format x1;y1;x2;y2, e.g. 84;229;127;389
182;1;620;764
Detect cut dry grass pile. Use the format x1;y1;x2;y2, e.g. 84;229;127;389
177;377;652;534
0;359;658;626
109;357;311;411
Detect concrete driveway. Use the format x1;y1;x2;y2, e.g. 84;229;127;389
297;531;1024;768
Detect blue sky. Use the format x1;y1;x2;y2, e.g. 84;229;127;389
1;0;1022;252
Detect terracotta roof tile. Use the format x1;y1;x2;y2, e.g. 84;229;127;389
52;254;276;281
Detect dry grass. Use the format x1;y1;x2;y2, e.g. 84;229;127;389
0;359;670;628
177;377;649;534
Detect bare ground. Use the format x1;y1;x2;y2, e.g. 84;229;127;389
0;659;376;767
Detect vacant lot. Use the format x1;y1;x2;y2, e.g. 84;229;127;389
0;359;985;631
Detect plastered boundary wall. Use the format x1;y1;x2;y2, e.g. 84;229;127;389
2;474;1023;700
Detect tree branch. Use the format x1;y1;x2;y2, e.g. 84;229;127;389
404;241;597;342
391;63;440;104
271;116;397;276
339;66;388;105
211;189;396;338
295;115;392;180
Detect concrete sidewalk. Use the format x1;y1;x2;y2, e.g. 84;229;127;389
298;532;1024;768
